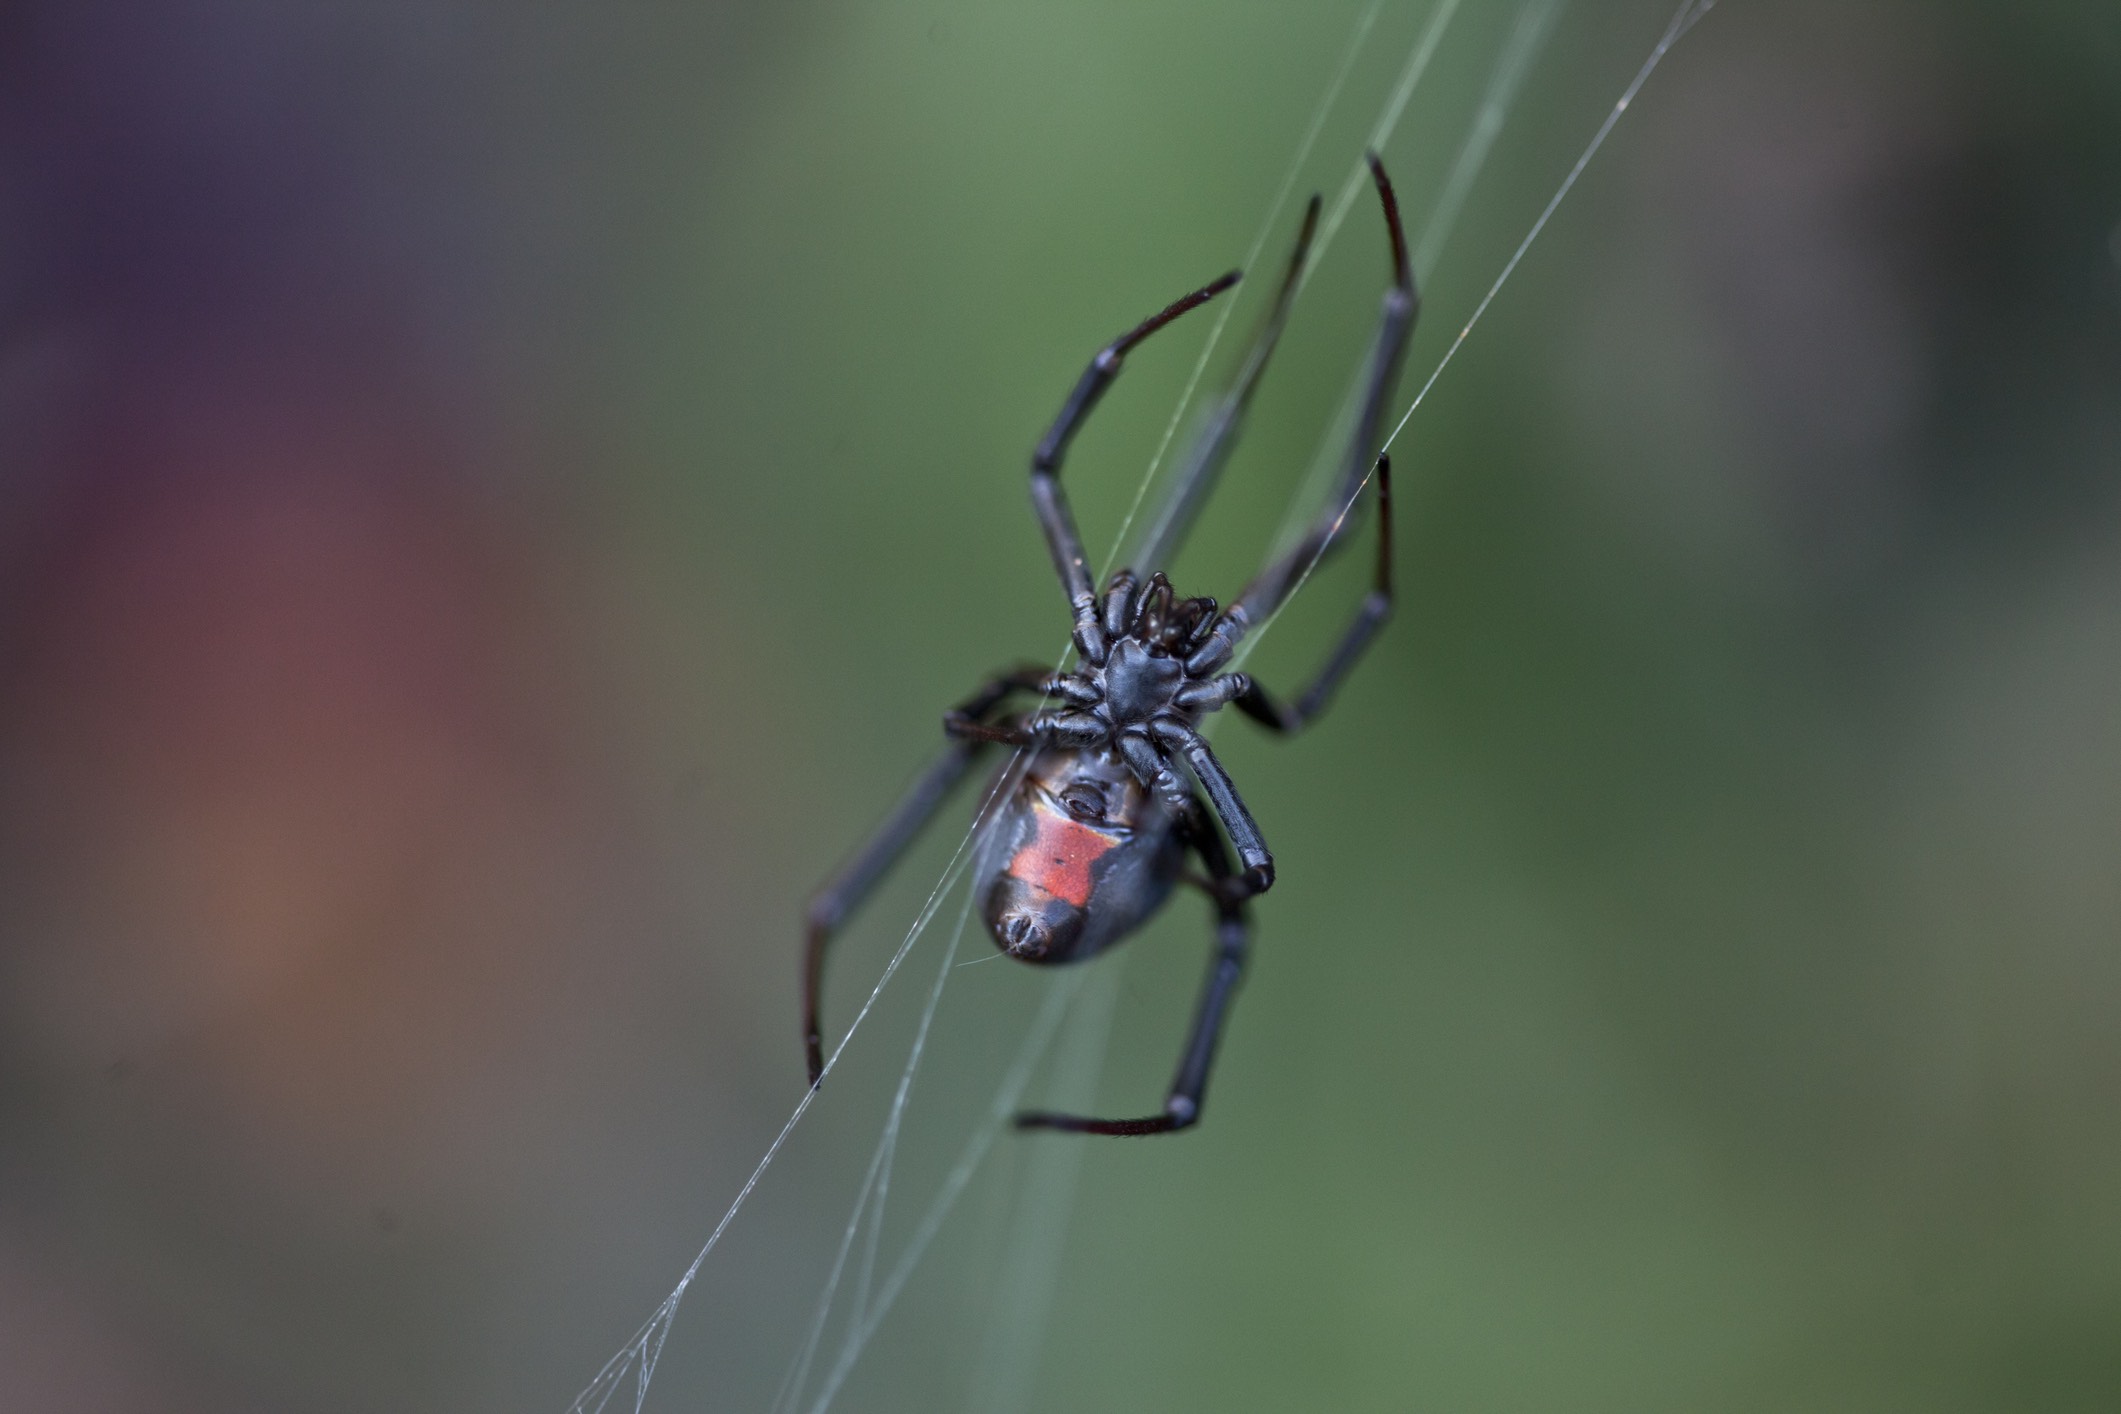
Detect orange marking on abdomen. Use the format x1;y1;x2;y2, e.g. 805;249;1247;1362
1007;811;1117;909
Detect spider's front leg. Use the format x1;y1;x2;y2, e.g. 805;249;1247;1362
1029;272;1238;663
1190;152;1414;696
1015;801;1258;1137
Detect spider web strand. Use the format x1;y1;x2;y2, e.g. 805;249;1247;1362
1103;0;1385;580
801;972;1090;1414
1383;0;1717;456
770;887;975;1414
561;754;1028;1414
1247;0;1716;668
1309;0;1465;278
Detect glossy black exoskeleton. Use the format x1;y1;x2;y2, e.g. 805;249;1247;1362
803;154;1418;1135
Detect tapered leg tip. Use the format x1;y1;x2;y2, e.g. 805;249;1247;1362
1013;1109;1195;1137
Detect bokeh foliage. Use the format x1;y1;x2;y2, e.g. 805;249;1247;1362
1;2;2118;1410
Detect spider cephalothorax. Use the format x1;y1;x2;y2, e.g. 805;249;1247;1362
804;153;1416;1135
946;567;1273;889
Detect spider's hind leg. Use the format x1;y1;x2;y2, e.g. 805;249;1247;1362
803;664;1046;1084
1014;800;1256;1138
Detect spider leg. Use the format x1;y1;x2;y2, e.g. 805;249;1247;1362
1148;718;1272;890
803;665;1046;1084
1031;270;1239;663
1099;569;1140;641
1131;194;1322;577
943;710;1103;748
1232;453;1393;734
1193;153;1417;674
1015;801;1257;1137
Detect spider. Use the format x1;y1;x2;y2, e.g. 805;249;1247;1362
804;153;1417;1135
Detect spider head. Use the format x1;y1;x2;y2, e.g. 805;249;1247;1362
1116;571;1218;657
1089;571;1228;734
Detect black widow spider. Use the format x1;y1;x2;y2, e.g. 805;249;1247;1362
804;154;1417;1135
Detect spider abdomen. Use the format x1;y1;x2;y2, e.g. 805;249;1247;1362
976;750;1182;965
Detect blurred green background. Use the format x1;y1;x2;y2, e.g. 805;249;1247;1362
3;1;2120;1410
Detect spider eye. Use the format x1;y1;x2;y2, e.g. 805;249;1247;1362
1058;783;1108;823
